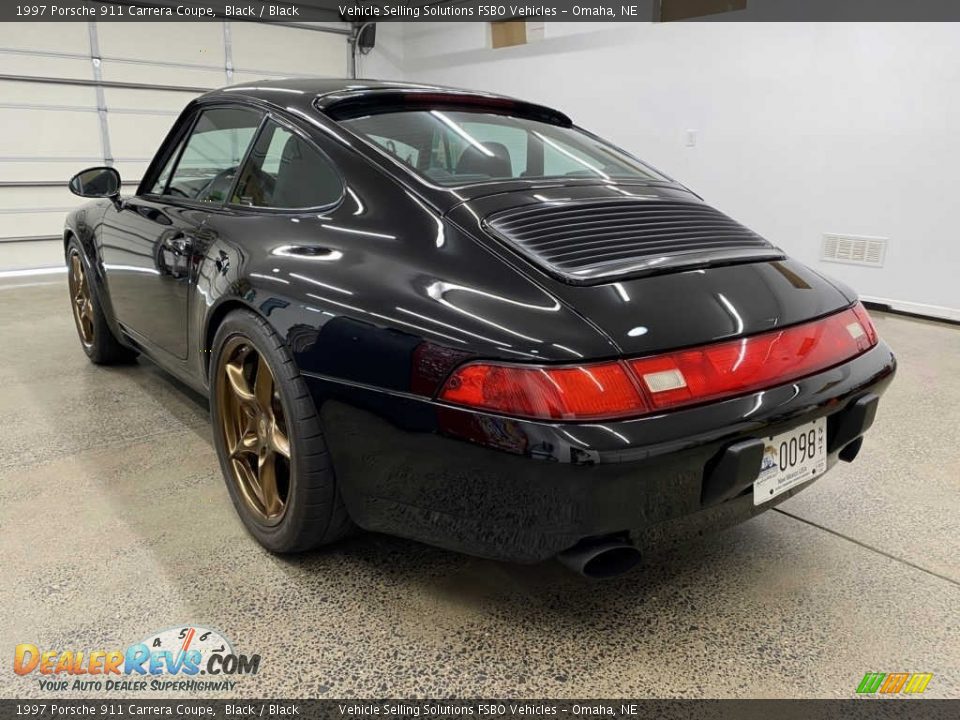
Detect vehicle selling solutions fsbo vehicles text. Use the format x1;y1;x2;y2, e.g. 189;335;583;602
338;4;560;18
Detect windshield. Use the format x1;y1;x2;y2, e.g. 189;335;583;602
338;110;669;186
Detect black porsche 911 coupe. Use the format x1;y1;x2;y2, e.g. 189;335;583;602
65;79;895;577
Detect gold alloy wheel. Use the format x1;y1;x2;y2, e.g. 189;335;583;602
68;250;94;347
216;337;292;525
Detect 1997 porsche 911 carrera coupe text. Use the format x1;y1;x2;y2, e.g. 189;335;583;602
64;79;895;577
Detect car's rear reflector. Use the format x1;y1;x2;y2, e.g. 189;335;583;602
438;304;878;421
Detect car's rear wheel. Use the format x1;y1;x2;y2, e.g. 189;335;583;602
210;309;353;552
66;239;137;364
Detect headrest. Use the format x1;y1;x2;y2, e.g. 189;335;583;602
455;141;512;179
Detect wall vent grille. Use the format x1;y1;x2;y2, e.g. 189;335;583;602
821;234;887;268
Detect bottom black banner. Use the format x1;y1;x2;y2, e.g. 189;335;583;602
3;699;958;720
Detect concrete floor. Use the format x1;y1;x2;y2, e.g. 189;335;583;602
1;278;957;699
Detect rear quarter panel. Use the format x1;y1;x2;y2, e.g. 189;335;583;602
195;132;618;396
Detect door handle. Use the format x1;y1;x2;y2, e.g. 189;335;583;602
158;232;193;279
163;233;193;255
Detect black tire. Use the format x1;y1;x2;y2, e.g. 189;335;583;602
210;309;353;552
65;238;138;365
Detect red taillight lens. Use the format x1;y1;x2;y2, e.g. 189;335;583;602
438;304;878;421
852;302;879;345
628;304;877;411
439;361;647;421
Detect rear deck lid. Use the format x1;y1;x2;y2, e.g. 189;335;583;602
448;184;853;356
480;188;783;283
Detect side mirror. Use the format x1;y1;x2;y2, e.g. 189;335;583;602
69;166;121;198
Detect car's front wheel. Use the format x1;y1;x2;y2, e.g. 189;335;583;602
210;309;353;552
65;238;137;364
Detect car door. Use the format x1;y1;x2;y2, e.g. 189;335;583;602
100;105;264;360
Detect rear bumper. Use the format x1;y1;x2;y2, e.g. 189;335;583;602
307;341;896;563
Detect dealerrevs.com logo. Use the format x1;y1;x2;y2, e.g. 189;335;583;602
14;626;260;693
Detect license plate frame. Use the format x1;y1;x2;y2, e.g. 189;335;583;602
753;417;827;505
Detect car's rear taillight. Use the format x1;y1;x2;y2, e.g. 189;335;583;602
852;302;879;345
439;361;648;421
628;303;877;411
438;303;878;421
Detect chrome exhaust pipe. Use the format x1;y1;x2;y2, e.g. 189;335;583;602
557;539;642;579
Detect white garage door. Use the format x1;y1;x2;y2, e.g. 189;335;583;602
0;20;350;272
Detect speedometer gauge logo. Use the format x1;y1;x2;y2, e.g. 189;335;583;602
141;626;234;662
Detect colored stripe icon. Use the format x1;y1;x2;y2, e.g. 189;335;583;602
856;672;933;694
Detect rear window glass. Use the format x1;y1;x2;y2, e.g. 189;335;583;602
339;110;668;186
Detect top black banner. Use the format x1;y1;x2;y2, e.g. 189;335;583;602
7;0;960;23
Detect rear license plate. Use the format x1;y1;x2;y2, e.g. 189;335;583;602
754;417;827;505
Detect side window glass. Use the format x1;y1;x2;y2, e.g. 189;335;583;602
149;130;189;195
165;107;262;203
232;120;342;209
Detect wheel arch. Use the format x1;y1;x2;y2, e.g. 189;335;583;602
63;226;93;261
202;297;267;382
65;223;122;335
63;208;99;261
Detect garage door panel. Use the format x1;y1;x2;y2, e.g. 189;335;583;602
0;53;93;81
102;87;201;113
0;22;89;54
100;59;222;89
230;24;347;76
114;162;151;187
0;161;104;183
0;108;101;157
1;209;83;239
1;20;350;263
109;114;178;161
230;71;308;85
0;235;63;270
0;80;96;106
0;239;63;270
97;23;224;66
0;186;77;211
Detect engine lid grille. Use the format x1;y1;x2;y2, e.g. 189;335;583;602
484;198;782;283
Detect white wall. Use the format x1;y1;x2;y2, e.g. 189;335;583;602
356;21;406;80
367;22;960;320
